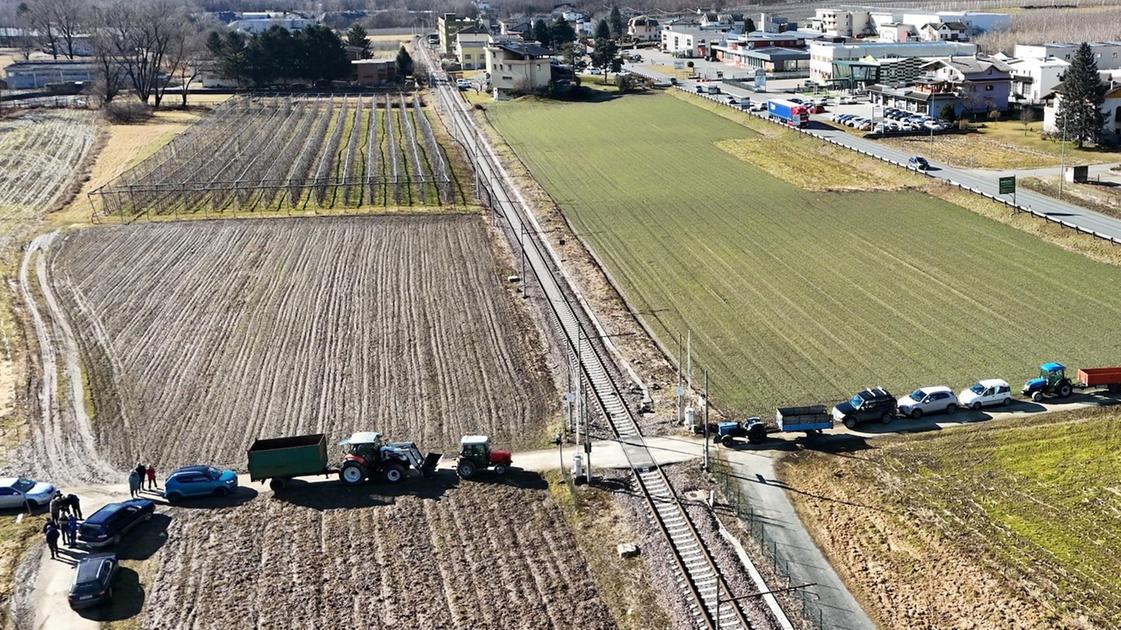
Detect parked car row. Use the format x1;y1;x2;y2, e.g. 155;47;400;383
831;379;1013;429
829;108;955;135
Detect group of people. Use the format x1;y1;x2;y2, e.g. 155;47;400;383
41;491;83;561
128;463;158;498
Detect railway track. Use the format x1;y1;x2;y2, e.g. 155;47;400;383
417;42;759;630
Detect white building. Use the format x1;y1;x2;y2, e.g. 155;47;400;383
811;8;1008;40
454;26;490;70
628;15;660;41
228;11;317;34
809;9;872;38
1005;56;1069;105
1044;84;1121;136
1015;42;1121;71
661;21;742;58
485;39;552;96
809;40;977;84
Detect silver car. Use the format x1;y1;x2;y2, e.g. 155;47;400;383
896;386;959;418
0;477;57;510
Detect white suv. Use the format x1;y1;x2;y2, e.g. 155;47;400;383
897;386;958;418
958;379;1013;410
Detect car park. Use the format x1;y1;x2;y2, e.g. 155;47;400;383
897;386;959;418
164;465;238;502
908;156;930;170
68;554;118;610
831;387;896;429
78;498;156;549
958;379;1013;409
0;477;56;510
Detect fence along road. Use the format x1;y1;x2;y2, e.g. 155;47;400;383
415;42;788;630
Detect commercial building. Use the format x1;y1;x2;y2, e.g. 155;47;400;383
4;59;96;89
810;40;977;84
438;13;478;55
352;58;397;86
228;11;317;34
485;39;553;96
1014;41;1121;71
712;30;820;75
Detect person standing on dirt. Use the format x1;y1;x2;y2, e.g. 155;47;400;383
128;469;141;498
63;514;78;547
43;520;60;560
65;493;82;520
135;463;148;492
146;464;157;491
49;492;64;524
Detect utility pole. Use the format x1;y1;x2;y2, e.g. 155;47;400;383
1059;116;1068;201
520;224;527;298
703;369;710;473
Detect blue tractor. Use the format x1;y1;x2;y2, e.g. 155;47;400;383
1022;362;1073;402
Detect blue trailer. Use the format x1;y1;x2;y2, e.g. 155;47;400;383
767;99;810;128
716;405;832;445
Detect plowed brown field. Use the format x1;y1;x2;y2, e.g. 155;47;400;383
141;475;616;629
48;215;556;470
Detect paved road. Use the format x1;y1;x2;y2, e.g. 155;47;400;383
666;76;1121;243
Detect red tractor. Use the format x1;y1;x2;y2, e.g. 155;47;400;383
455;435;512;479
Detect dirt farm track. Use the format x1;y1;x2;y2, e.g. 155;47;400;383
42;215;556;472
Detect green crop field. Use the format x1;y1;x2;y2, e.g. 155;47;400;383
780;407;1121;627
489;94;1121;412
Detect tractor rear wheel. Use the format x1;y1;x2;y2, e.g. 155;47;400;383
494;464;508;476
1058;384;1072;398
383;464;405;484
340;462;366;486
457;459;477;480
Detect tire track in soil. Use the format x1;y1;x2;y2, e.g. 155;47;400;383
46;215;556;474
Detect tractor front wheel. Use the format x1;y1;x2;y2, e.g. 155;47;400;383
340;462;366;486
457;459;477;480
1032;391;1043;402
494;464;508;476
383;464;405;484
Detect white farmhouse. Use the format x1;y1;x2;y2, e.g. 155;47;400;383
485;39;553;96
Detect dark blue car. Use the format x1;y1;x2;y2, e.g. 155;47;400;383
68;554;118;609
78;499;155;548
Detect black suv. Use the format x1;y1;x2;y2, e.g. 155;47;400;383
831;387;896;429
68;554;118;609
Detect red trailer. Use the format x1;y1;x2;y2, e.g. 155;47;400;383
1077;367;1121;393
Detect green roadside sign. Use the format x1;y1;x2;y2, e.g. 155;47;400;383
999;176;1016;195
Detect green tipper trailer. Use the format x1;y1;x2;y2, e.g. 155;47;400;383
247;434;330;491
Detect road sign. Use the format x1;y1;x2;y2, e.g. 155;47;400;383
999;176;1016;195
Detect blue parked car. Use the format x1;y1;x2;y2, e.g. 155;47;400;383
78;499;155;548
164;465;238;503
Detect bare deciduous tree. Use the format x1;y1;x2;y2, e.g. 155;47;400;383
48;0;85;60
100;0;181;107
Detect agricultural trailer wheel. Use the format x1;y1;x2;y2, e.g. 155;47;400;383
843;417;857;430
340;462;366;485
494;464;508;476
382;464;405;484
457;459;477;480
269;478;287;492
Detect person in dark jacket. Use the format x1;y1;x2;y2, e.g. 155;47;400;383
43;520;60;559
65;493;82;520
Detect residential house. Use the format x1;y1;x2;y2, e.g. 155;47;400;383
352;58;397;86
497;17;533;38
809;40;977;84
4;59;96;89
808;9;872;38
485;39;553;96
454;26;491;70
1005;55;1068;105
877;23;915;43
438;13;478;55
811;8;1008;39
920;55;1012;114
1044;83;1121;137
628;16;660;41
1015;41;1121;71
661;19;743;58
920;22;968;42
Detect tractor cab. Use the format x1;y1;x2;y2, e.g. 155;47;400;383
456;435;512;479
340;432;384;462
1022;362;1073;401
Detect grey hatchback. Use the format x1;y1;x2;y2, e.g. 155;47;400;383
68;553;118;609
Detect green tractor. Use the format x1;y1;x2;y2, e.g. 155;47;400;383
455;435;513;480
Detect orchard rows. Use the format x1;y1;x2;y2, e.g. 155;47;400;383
92;94;456;216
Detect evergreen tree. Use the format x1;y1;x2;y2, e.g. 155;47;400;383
590;36;621;83
533;18;551;46
1055;42;1106;148
550;18;576;46
608;6;624;39
396;46;414;78
346;24;371;58
594;18;610;40
745;17;756;33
